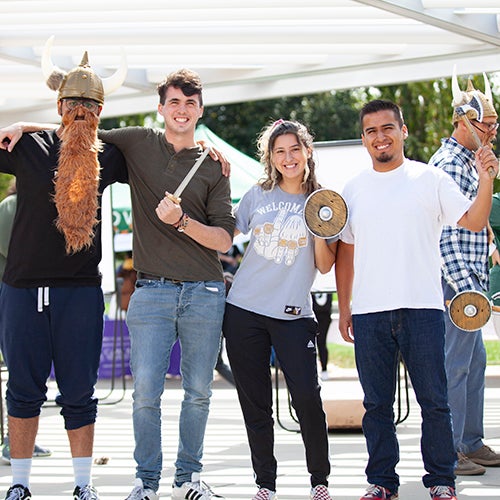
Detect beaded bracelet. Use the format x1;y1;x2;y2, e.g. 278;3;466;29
172;211;185;229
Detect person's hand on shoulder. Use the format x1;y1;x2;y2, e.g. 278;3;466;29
197;140;231;177
0;123;24;152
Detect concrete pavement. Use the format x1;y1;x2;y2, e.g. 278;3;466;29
0;361;499;499
1;312;499;499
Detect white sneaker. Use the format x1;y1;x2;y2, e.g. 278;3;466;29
252;488;277;500
320;370;329;381
124;478;159;500
171;473;223;499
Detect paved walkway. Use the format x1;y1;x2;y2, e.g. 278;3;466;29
1;313;499;499
0;362;499;500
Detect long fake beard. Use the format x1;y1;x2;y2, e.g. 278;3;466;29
54;108;103;254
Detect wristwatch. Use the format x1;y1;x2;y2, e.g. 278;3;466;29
176;213;190;232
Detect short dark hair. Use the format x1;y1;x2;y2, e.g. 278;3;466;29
157;68;203;106
360;99;404;131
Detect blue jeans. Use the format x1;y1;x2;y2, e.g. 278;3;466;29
352;308;456;493
442;278;487;453
126;278;225;492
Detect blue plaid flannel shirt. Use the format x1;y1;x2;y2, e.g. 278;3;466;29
429;137;489;293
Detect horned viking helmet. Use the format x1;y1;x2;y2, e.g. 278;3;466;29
451;65;497;125
41;35;127;105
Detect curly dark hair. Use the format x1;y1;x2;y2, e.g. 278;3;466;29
157;68;203;106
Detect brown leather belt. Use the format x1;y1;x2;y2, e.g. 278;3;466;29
137;272;182;284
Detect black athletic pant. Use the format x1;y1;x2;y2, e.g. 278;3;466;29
223;303;330;491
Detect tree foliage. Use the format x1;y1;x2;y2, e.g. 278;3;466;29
2;75;498;199
369;80;451;162
0;174;14;201
100;112;161;131
202;90;361;159
373;75;499;190
203;74;498;165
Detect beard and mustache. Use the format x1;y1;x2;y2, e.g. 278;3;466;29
54;107;103;254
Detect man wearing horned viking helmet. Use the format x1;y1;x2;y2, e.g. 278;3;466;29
429;69;500;476
1;39;232;500
0;38;127;500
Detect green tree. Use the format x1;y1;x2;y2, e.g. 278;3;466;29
373;75;499;190
374;74;498;163
5;76;496;199
0;174;14;201
202;74;497;167
100;112;160;130
202;90;361;159
371;78;452;162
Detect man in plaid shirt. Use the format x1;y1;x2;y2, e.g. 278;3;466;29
429;73;500;476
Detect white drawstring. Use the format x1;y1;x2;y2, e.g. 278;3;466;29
37;287;49;312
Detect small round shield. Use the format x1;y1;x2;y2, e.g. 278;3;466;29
448;290;492;332
303;188;348;238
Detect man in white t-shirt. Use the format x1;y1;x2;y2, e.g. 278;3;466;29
335;99;498;500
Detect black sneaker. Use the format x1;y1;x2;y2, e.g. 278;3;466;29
73;485;100;499
4;485;31;500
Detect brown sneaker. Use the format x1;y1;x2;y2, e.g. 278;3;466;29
465;444;500;466
455;452;486;475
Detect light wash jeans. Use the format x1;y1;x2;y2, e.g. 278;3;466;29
442;278;487;454
126;278;225;492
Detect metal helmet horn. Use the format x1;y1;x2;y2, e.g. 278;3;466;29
451;65;497;125
41;35;127;105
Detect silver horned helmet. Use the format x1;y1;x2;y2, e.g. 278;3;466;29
451;65;497;125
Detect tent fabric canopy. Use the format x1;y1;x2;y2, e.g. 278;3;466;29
194;125;262;203
1;1;499;125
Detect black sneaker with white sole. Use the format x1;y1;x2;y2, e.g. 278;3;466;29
4;485;31;500
73;484;100;499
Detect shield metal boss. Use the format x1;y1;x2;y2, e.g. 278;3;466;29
303;188;348;238
448;290;491;332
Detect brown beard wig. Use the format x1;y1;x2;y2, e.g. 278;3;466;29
54;107;103;254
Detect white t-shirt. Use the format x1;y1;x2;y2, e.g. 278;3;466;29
340;159;472;314
227;185;324;320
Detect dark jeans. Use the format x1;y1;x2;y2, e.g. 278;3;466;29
352;308;456;493
223;303;330;491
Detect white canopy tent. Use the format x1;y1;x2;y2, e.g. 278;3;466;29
1;0;500;125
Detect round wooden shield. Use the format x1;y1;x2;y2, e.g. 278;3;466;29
448;290;491;332
303;188;348;238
